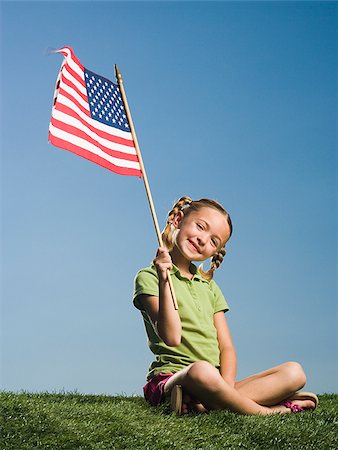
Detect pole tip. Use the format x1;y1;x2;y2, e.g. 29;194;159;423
115;64;122;82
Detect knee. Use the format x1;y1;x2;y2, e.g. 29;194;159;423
185;361;222;391
283;361;306;390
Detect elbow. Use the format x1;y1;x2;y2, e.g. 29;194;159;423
157;328;181;347
155;322;181;347
163;336;181;347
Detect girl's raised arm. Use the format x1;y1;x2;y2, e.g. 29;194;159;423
137;247;182;347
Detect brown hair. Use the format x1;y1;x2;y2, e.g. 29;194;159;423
161;196;233;281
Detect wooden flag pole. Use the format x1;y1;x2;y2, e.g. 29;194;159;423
115;65;178;310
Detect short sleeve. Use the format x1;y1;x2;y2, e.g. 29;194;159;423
209;280;229;314
133;267;159;310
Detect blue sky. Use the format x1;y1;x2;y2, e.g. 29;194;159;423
1;1;337;396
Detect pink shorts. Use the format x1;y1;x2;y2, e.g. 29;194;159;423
143;373;174;406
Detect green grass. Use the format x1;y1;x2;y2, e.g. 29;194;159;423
1;392;337;450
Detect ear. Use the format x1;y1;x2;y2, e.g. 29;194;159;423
171;211;184;229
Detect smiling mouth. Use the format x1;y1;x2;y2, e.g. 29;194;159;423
188;240;200;253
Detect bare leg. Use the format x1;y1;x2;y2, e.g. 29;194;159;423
164;361;275;415
164;361;315;415
235;361;311;406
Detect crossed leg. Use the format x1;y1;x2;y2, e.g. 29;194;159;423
163;360;316;415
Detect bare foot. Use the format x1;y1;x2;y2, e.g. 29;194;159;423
265;398;316;415
181;393;208;414
181;393;189;415
287;398;317;410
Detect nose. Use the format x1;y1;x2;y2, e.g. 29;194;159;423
197;233;207;246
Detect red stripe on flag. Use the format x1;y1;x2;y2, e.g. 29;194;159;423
57;87;90;117
49;132;142;177
58;47;84;71
64;62;86;88
50;116;139;162
72;55;84;71
54;102;135;148
60;72;88;104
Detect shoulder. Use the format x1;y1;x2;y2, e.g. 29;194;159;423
207;278;230;313
195;265;222;293
208;278;223;295
134;265;158;284
133;265;159;309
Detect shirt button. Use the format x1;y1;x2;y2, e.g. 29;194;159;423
190;286;197;298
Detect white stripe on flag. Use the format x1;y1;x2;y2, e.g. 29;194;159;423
49;124;141;170
62;65;87;96
59;79;89;111
52;108;138;156
55;93;135;141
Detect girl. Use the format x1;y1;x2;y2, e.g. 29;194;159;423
133;196;318;415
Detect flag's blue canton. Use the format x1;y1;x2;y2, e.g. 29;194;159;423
84;68;130;132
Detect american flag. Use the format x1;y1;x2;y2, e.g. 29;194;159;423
48;47;142;177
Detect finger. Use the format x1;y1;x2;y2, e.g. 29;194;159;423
157;263;172;271
156;247;169;258
155;252;172;265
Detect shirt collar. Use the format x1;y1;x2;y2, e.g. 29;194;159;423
171;263;209;283
150;262;209;283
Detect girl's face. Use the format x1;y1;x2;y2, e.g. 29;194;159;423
173;207;231;262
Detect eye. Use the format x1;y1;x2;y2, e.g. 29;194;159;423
211;238;218;247
196;223;204;230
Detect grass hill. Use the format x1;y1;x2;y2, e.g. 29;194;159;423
1;392;337;449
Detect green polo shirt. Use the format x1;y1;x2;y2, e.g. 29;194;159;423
133;263;229;380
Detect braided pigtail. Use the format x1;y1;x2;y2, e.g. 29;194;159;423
199;247;226;281
162;196;192;251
